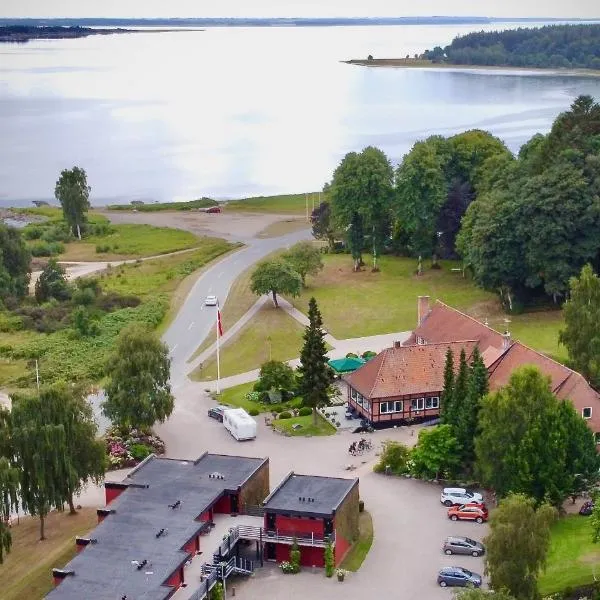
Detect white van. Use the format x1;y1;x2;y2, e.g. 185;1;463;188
223;408;257;441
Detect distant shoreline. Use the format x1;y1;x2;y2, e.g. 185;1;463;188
343;58;600;77
0;26;203;44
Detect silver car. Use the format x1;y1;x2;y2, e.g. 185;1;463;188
443;536;485;557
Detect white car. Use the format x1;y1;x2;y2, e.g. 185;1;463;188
205;295;218;306
440;487;484;507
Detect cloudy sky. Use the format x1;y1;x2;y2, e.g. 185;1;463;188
2;0;598;19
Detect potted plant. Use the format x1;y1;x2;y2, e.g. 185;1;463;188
336;568;347;582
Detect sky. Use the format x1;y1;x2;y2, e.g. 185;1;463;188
1;0;598;19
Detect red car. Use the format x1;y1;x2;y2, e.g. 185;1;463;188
448;503;488;524
205;206;221;214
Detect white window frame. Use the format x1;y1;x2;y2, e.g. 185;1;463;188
380;401;404;414
363;399;371;414
426;397;440;409
416;336;426;345
582;407;592;419
411;398;425;411
595;432;600;445
394;400;404;413
350;388;357;401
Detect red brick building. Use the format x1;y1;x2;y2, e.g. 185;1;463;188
262;472;359;568
346;297;600;441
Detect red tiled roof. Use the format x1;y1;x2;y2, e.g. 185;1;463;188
406;301;506;355
345;341;478;400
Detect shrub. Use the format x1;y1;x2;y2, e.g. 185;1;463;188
289;538;301;573
359;499;365;513
96;244;110;254
345;352;358;358
298;406;312;417
130;443;153;461
248;408;260;416
72;286;97;306
373;440;411;475
30;241;64;257
278;411;292;420
23;225;43;240
41;224;72;243
324;541;334;577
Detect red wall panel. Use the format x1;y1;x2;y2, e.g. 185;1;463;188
166;567;183;589
213;494;231;514
275;515;324;537
334;532;351;566
275;543;290;563
104;485;125;505
300;546;324;567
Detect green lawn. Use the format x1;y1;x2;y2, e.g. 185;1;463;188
340;511;374;571
271;414;336;436
538;515;600;595
215;382;303;415
59;224;204;261
504;310;566;362
190;304;305;381
225;193;322;215
105;198;217;211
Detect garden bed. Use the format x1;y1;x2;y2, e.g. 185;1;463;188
104;426;165;470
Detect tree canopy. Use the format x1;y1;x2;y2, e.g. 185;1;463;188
484;494;557;600
560;264;600;389
34;258;71;303
475;366;599;506
254;360;296;393
422;24;600;70
250;259;302;307
0;224;31;301
54;166;91;239
282;241;323;286
0;456;19;562
103;324;174;429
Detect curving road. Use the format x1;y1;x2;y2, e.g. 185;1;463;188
163;228;312;387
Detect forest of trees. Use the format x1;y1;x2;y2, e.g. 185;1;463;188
313;95;600;312
421;24;600;70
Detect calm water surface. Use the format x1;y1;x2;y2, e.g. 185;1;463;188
1;23;600;205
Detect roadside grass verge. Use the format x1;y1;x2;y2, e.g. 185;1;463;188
288;254;565;358
271;413;336;436
3;508;97;600
59;224;203;261
190;304;305;381
340;511;374;571
0;239;235;393
225;193;320;215
105;198;217;211
538;515;600;595
256;218;310;238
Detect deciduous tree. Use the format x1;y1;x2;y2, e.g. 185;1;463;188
0;224;31;301
250;259;302;308
455;590;516;600
560;264;600;389
310;201;335;249
410;424;461;479
475;366;596;506
282;241;323;286
484;494;556;600
297;298;333;425
34;258;71;303
0;456;19;563
55;166;91;239
103;324;174;429
254;360;296;394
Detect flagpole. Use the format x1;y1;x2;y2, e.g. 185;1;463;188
216;306;221;395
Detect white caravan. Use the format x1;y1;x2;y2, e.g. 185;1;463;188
223;408;257;441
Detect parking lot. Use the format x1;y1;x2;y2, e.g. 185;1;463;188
148;382;490;598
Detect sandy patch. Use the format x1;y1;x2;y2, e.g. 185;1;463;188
100;210;301;241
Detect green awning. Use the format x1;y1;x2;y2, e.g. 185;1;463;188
328;356;366;374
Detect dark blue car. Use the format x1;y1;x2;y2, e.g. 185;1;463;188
437;566;482;588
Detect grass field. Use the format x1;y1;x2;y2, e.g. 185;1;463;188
224;193;322;215
215;382;304;415
538;515;600;595
340;511;374;571
287;254;565;356
105;198;217;211
59;224;203;261
190;304;305;381
3;508;97;600
271;413;336;436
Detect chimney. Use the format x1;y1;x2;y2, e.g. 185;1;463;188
502;331;511;350
417;296;431;327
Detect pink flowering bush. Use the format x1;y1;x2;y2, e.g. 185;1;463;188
104;426;165;470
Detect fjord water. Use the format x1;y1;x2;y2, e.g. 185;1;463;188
1;23;600;205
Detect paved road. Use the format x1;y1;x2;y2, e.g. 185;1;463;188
163;228;312;385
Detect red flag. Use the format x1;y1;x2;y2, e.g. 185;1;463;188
217;309;223;338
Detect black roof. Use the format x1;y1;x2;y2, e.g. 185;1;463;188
46;453;267;600
263;472;358;518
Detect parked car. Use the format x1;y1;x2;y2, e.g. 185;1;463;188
437;566;482;588
441;487;484;507
205;295;218;306
205;206;221;214
448;503;489;524
442;536;485;557
580;500;595;516
207;405;227;422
